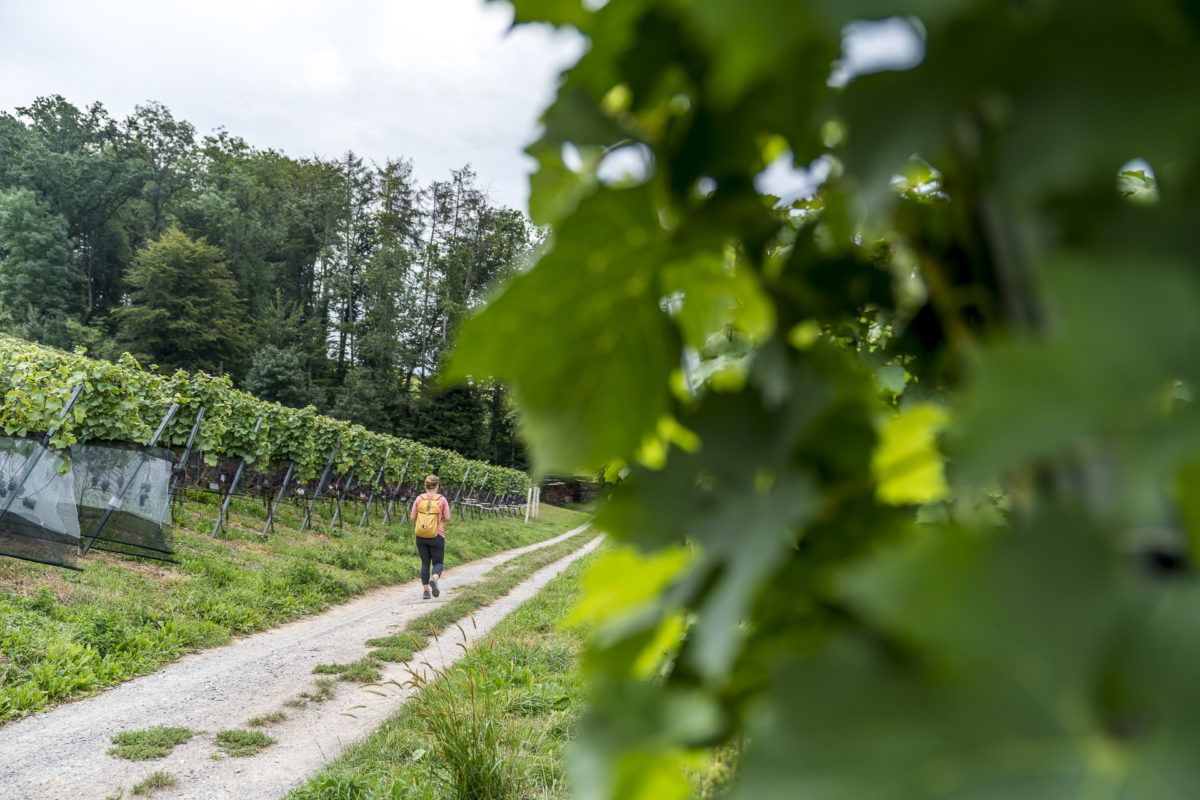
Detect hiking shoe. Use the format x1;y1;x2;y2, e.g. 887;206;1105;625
422;589;431;600
430;576;440;598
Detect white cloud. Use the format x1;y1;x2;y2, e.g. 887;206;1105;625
0;0;584;212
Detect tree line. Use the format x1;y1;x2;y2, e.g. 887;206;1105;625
0;95;535;468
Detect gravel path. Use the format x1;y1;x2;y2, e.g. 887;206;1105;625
0;524;600;800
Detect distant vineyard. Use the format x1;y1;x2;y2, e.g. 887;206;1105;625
0;335;529;545
0;335;527;492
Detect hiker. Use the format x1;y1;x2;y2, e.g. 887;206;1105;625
411;474;450;599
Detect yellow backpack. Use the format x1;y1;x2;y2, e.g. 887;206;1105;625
415;493;442;538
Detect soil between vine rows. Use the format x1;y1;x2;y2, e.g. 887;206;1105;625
0;524;600;800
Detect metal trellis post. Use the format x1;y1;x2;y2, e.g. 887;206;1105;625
300;438;340;534
382;457;409;526
261;461;295;538
448;465;471;517
157;405;206;530
211;415;263;538
358;446;392;528
330;460;359;528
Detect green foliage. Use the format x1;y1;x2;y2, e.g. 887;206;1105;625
243;345;326;409
450;0;1200;797
108;727;197;761
0;187;79;318
116;229;250;374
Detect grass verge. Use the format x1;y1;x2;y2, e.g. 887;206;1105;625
287;542;605;800
0;501;587;722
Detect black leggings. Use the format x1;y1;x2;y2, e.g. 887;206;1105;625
416;535;445;585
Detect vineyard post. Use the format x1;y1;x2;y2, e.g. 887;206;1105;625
300;437;340;534
449;465;472;517
358;446;392;527
460;469;487;520
330;456;360;528
81;402;179;557
157;406;205;529
469;480;489;520
211;415;263;538
0;381;83;531
261;461;295;538
471;472;491;519
382;457;409;525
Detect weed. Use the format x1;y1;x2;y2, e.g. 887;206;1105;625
215;728;276;757
130;771;176;796
412;666;513;800
337;658;382;683
108;726;197;760
246;710;287;726
294;677;338;705
369;644;418;663
29;587;57;616
312;663;348;675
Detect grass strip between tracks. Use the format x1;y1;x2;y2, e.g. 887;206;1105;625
289;542;607;800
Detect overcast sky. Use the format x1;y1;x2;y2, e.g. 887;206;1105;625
0;0;584;213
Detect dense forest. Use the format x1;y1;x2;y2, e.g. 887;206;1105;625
0;95;535;468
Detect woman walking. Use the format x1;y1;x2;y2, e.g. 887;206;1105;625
411;474;450;599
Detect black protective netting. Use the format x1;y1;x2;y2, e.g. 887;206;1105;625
0;436;81;568
72;442;174;561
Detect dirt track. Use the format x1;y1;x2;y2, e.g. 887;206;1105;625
0;524;599;800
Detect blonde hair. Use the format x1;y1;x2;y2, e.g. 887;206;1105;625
424;475;439;491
